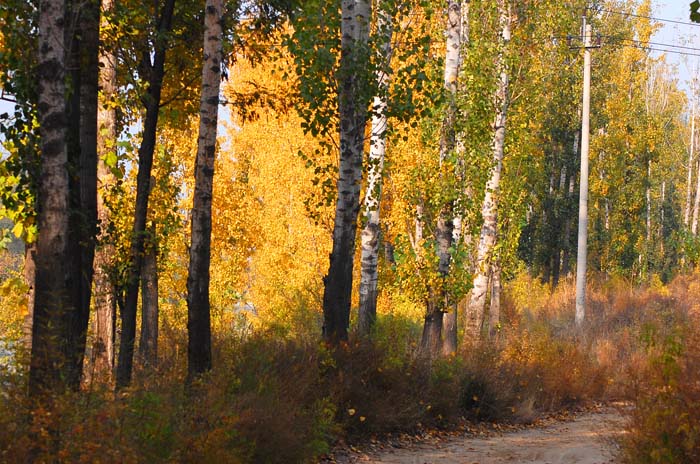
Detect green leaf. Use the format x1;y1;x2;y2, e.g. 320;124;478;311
692;1;700;23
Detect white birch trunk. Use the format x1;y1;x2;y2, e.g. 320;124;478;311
692;146;700;235
420;0;463;357
685;98;695;226
322;0;371;342
465;0;510;340
358;3;392;337
186;0;224;378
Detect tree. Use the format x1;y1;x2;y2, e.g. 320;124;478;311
92;0;119;384
358;1;393;337
28;0;100;394
465;0;511;339
186;0;224;381
116;0;176;389
419;0;464;357
29;0;72;394
65;0;100;388
321;0;372;343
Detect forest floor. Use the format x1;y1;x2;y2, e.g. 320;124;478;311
327;405;626;464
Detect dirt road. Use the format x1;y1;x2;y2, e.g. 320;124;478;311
353;409;624;464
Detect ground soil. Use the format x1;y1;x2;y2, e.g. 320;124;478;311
330;407;625;464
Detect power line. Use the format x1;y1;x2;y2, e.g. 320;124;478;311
598;8;700;28
612;37;700;53
558;34;700;54
621;43;700;58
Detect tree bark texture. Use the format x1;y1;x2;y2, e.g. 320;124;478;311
488;259;501;338
186;0;223;380
140;235;159;367
358;3;392;338
65;0;100;389
92;0;118;384
322;0;371;343
466;0;510;340
116;0;175;389
29;0;71;396
22;243;36;354
420;0;462;358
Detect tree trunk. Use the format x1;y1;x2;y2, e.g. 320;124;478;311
22;243;36;354
322;0;371;344
420;302;443;356
692;148;700;235
466;0;510;340
116;0;175;389
29;0;71;396
140;234;159;367
65;0;100;390
358;3;392;338
92;0;118;385
488;259;501;338
419;0;463;358
685;98;695;226
186;0;223;381
441;1;470;356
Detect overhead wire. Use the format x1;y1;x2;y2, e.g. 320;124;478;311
597;7;700;28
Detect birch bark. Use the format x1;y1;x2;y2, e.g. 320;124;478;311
692;143;700;235
685;97;695;226
322;0;371;343
466;0;510;340
419;0;463;357
186;0;223;379
358;3;392;337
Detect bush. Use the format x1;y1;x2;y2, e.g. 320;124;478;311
618;322;700;463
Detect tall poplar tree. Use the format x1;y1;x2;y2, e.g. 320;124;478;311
186;0;224;381
29;0;71;395
116;0;176;388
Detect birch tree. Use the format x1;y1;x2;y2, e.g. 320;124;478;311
419;0;464;357
322;0;371;343
685;79;696;227
186;0;224;380
358;2;392;338
465;0;510;339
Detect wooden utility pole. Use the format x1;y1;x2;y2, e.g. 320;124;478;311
575;18;592;327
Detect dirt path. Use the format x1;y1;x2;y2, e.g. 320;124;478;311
349;409;625;464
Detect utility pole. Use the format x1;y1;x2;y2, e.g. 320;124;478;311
575;16;592;328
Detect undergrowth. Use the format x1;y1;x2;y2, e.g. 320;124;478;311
1;272;699;462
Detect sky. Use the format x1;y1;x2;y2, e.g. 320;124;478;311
650;0;700;91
